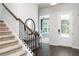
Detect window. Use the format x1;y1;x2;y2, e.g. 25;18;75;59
61;20;69;34
60;15;70;37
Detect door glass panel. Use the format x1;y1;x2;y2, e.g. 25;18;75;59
60;15;70;37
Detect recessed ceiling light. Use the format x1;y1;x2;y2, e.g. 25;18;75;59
50;3;57;5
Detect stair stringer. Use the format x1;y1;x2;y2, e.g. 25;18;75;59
4;20;33;56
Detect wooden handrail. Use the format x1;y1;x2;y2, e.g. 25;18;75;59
2;3;39;36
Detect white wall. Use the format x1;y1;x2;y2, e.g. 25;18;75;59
0;4;3;19
1;3;38;36
39;3;79;48
1;3;19;36
16;3;38;31
72;6;79;48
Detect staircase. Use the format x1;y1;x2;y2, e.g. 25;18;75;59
1;3;41;56
0;20;27;56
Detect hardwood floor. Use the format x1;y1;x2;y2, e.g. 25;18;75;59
37;43;79;56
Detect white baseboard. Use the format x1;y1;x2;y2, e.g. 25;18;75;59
72;46;79;50
50;43;79;50
49;43;60;46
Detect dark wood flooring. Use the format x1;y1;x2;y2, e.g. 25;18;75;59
37;43;79;56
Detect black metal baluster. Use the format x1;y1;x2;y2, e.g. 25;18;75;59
33;34;35;50
37;36;39;48
28;30;30;49
30;34;32;50
31;35;33;50
33;35;35;50
27;29;28;46
29;30;31;49
32;34;34;50
37;34;39;48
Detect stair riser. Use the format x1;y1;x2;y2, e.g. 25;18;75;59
0;32;12;36
0;47;22;56
0;36;15;42
0;24;6;26
0;41;18;49
0;28;9;31
0;22;4;24
0;21;4;23
0;26;7;28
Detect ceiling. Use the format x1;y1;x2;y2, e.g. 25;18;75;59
38;3;79;9
38;3;60;9
38;3;51;9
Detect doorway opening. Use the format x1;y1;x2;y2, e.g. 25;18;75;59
39;15;50;43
